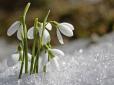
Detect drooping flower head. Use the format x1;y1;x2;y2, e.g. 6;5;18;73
49;48;64;70
56;22;74;44
7;21;23;40
27;23;52;45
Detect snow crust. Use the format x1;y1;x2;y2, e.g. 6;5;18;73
1;32;114;85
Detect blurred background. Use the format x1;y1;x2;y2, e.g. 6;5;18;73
0;0;114;56
0;0;114;43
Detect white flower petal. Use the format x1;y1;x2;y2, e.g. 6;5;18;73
42;52;48;65
17;25;23;40
53;57;60;70
42;29;50;45
12;52;31;61
46;23;52;30
7;21;21;36
59;24;73;37
27;27;34;39
17;30;21;40
7;52;32;67
60;22;74;30
38;52;48;72
49;48;64;57
57;29;64;44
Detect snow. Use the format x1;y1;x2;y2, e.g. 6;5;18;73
0;32;114;85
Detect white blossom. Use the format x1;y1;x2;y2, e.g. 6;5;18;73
7;21;23;40
49;48;64;70
38;51;48;72
42;29;50;45
57;22;74;44
60;22;74;30
57;28;64;44
7;51;32;67
27;23;52;45
27;27;34;39
49;48;64;57
38;48;64;72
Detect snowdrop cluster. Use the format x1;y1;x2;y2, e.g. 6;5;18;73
7;3;74;78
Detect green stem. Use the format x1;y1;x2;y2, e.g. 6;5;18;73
49;21;59;25
30;18;38;74
33;36;40;73
22;2;30;73
33;28;41;73
18;46;23;61
34;10;50;73
23;3;31;18
33;10;50;73
41;10;50;45
18;41;24;79
19;51;24;79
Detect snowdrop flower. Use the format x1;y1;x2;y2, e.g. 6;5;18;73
38;51;48;72
49;48;64;57
57;22;74;44
39;28;51;45
27;23;52;45
38;48;64;72
49;48;64;70
7;21;23;40
7;51;32;67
